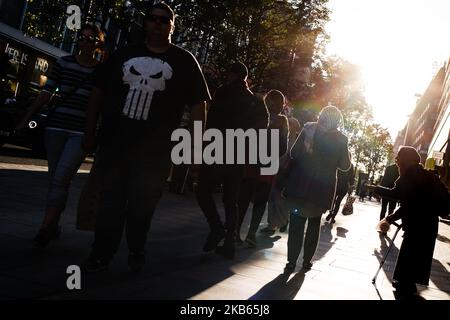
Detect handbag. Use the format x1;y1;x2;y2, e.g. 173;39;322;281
342;194;355;215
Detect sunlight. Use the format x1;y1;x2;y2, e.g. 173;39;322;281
326;0;450;138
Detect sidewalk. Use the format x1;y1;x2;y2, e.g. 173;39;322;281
0;163;449;300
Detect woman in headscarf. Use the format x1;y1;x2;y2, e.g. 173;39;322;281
372;146;448;298
283;105;351;272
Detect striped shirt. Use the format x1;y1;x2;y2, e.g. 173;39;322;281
43;55;98;133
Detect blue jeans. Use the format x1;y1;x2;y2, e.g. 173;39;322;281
45;129;86;209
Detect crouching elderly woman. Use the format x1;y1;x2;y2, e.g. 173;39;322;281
371;146;449;299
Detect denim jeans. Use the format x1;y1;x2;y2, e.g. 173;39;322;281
91;143;171;261
45;129;86;209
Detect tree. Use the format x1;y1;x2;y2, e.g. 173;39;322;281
170;0;330;94
360;124;393;180
21;0;331;95
309;56;393;178
23;0;68;46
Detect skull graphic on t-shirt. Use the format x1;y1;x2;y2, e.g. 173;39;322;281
121;56;173;120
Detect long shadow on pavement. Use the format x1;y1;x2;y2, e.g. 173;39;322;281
249;270;306;300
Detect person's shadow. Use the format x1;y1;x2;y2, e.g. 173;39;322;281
249;270;306;300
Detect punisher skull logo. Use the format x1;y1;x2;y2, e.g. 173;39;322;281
122;57;173;120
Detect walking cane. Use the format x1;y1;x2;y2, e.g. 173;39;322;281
180;166;190;194
372;222;402;284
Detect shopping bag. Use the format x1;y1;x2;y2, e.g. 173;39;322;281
76;162;99;231
342;194;355;216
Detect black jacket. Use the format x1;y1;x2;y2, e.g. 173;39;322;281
285;123;351;211
375;164;449;285
268;113;289;158
206;81;268;131
205;81;269;164
380;164;399;188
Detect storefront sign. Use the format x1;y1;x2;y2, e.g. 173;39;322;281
5;43;28;66
35;57;49;73
4;43;49;73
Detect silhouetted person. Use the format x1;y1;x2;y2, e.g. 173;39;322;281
379;164;399;220
262;110;301;234
325;163;355;223
283;106;351;272
359;179;367;202
196;61;268;259
82;2;210;272
236;89;288;246
372;146;449;298
15;24;104;248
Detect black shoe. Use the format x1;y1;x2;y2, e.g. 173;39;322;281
245;233;257;247
128;252;146;272
392;281;417;295
203;229;225;252
284;262;296;273
81;255;109;273
34;226;61;248
215;244;235;259
259;227;275;236
235;237;244;245
302;261;313;270
279;224;288;233
325;214;332;222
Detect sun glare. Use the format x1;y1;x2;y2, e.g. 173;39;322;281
326;0;450;138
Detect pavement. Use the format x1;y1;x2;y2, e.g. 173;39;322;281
0;152;449;300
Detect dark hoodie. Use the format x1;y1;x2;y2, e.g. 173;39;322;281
206;80;268;132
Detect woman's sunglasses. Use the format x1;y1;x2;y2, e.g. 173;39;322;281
78;34;97;43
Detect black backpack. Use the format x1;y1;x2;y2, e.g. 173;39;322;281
268;114;288;157
427;171;450;218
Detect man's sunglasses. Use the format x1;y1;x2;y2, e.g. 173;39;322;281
146;14;172;24
78;34;97;42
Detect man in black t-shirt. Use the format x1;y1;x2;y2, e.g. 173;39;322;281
83;2;210;272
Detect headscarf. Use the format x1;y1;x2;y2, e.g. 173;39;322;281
303;105;344;154
317;105;344;132
397;146;421;165
397;146;422;176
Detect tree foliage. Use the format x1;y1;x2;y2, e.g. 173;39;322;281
311;56;393;178
170;0;330;94
21;0;393;176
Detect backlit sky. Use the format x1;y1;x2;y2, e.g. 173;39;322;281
325;0;450;140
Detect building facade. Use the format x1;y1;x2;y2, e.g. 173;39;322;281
403;65;446;163
427;57;450;185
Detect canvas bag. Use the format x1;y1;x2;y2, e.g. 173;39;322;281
342;194;355;215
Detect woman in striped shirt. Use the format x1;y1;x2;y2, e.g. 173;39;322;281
16;24;104;247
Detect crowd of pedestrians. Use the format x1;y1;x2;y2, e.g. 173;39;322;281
12;2;450;300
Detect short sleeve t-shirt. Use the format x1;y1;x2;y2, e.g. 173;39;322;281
96;43;210;147
43;55;98;133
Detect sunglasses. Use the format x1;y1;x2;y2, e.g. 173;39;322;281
78;34;97;42
146;14;172;24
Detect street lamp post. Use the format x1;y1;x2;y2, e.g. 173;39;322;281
18;0;28;31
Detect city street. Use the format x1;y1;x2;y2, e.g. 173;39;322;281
0;145;449;300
